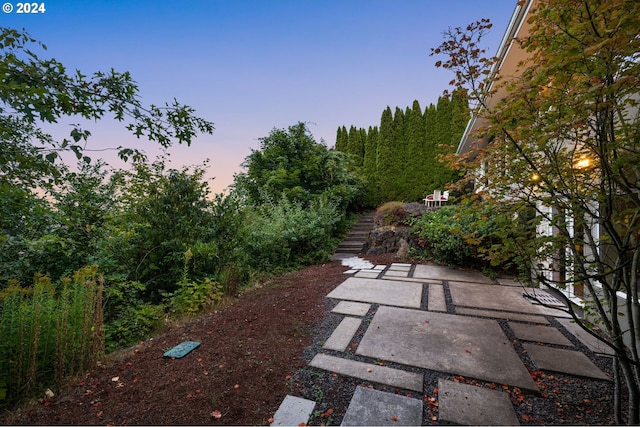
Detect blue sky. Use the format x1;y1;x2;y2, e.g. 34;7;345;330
4;0;515;194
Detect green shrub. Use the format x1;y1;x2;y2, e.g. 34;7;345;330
170;278;223;315
104;304;164;353
410;202;533;271
410;205;475;266
100;278;164;352
0;266;103;407
246;196;342;270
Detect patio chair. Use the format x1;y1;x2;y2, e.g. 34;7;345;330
432;189;442;207
440;190;449;205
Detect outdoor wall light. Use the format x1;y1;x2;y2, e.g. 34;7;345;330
530;172;541;183
573;155;592;170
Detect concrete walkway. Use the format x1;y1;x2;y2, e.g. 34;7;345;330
272;259;612;426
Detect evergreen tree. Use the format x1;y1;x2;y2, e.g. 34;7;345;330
346;125;364;167
404;100;427;200
363;126;379;203
423;103;438;192
335;125;348;151
359;128;368;163
335;126;343;151
391;107;407;199
444;88;470;183
333;91;468;203
376;106;395;200
430;92;469;190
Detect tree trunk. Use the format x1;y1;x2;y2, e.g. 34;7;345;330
620;357;640;424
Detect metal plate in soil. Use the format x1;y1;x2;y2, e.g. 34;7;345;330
163;341;201;359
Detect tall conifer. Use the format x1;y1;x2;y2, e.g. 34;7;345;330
346;125;364;166
363;126;379;203
404;100;427;200
377;106;394;200
423;103;438;191
332;91;467;203
335;125;348;151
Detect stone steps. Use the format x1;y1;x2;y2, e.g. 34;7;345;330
334;212;375;255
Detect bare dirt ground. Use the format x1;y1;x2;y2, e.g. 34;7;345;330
2;256;389;426
2;253;622;425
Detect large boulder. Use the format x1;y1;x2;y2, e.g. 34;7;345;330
363;226;414;255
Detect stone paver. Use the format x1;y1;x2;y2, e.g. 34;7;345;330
355;306;538;392
381;276;434;284
309;353;423;392
428;283;447;312
384;269;409;278
341;387;423;426
557;318;615;356
438;379;519;426
449;281;570;317
510;323;573;346
413;264;493;284
332;301;371;317
390;263;412;269
523;343;610;380
456;307;549;324
496;277;524;286
271;395;315;426
323;317;362;351
311;262;613;425
354;270;381;279
338;256;375;270
326;277;423;308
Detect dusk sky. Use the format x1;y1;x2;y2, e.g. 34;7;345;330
4;0;516;194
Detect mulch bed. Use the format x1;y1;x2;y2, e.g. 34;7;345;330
2;253;625;425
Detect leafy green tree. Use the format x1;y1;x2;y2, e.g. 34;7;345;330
0;162;116;285
235;122;363;208
0;27;214;189
49;161;116;272
106;158;216;298
433;1;640;422
0;184;57;285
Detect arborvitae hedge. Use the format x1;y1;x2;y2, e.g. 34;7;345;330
335;90;469;203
